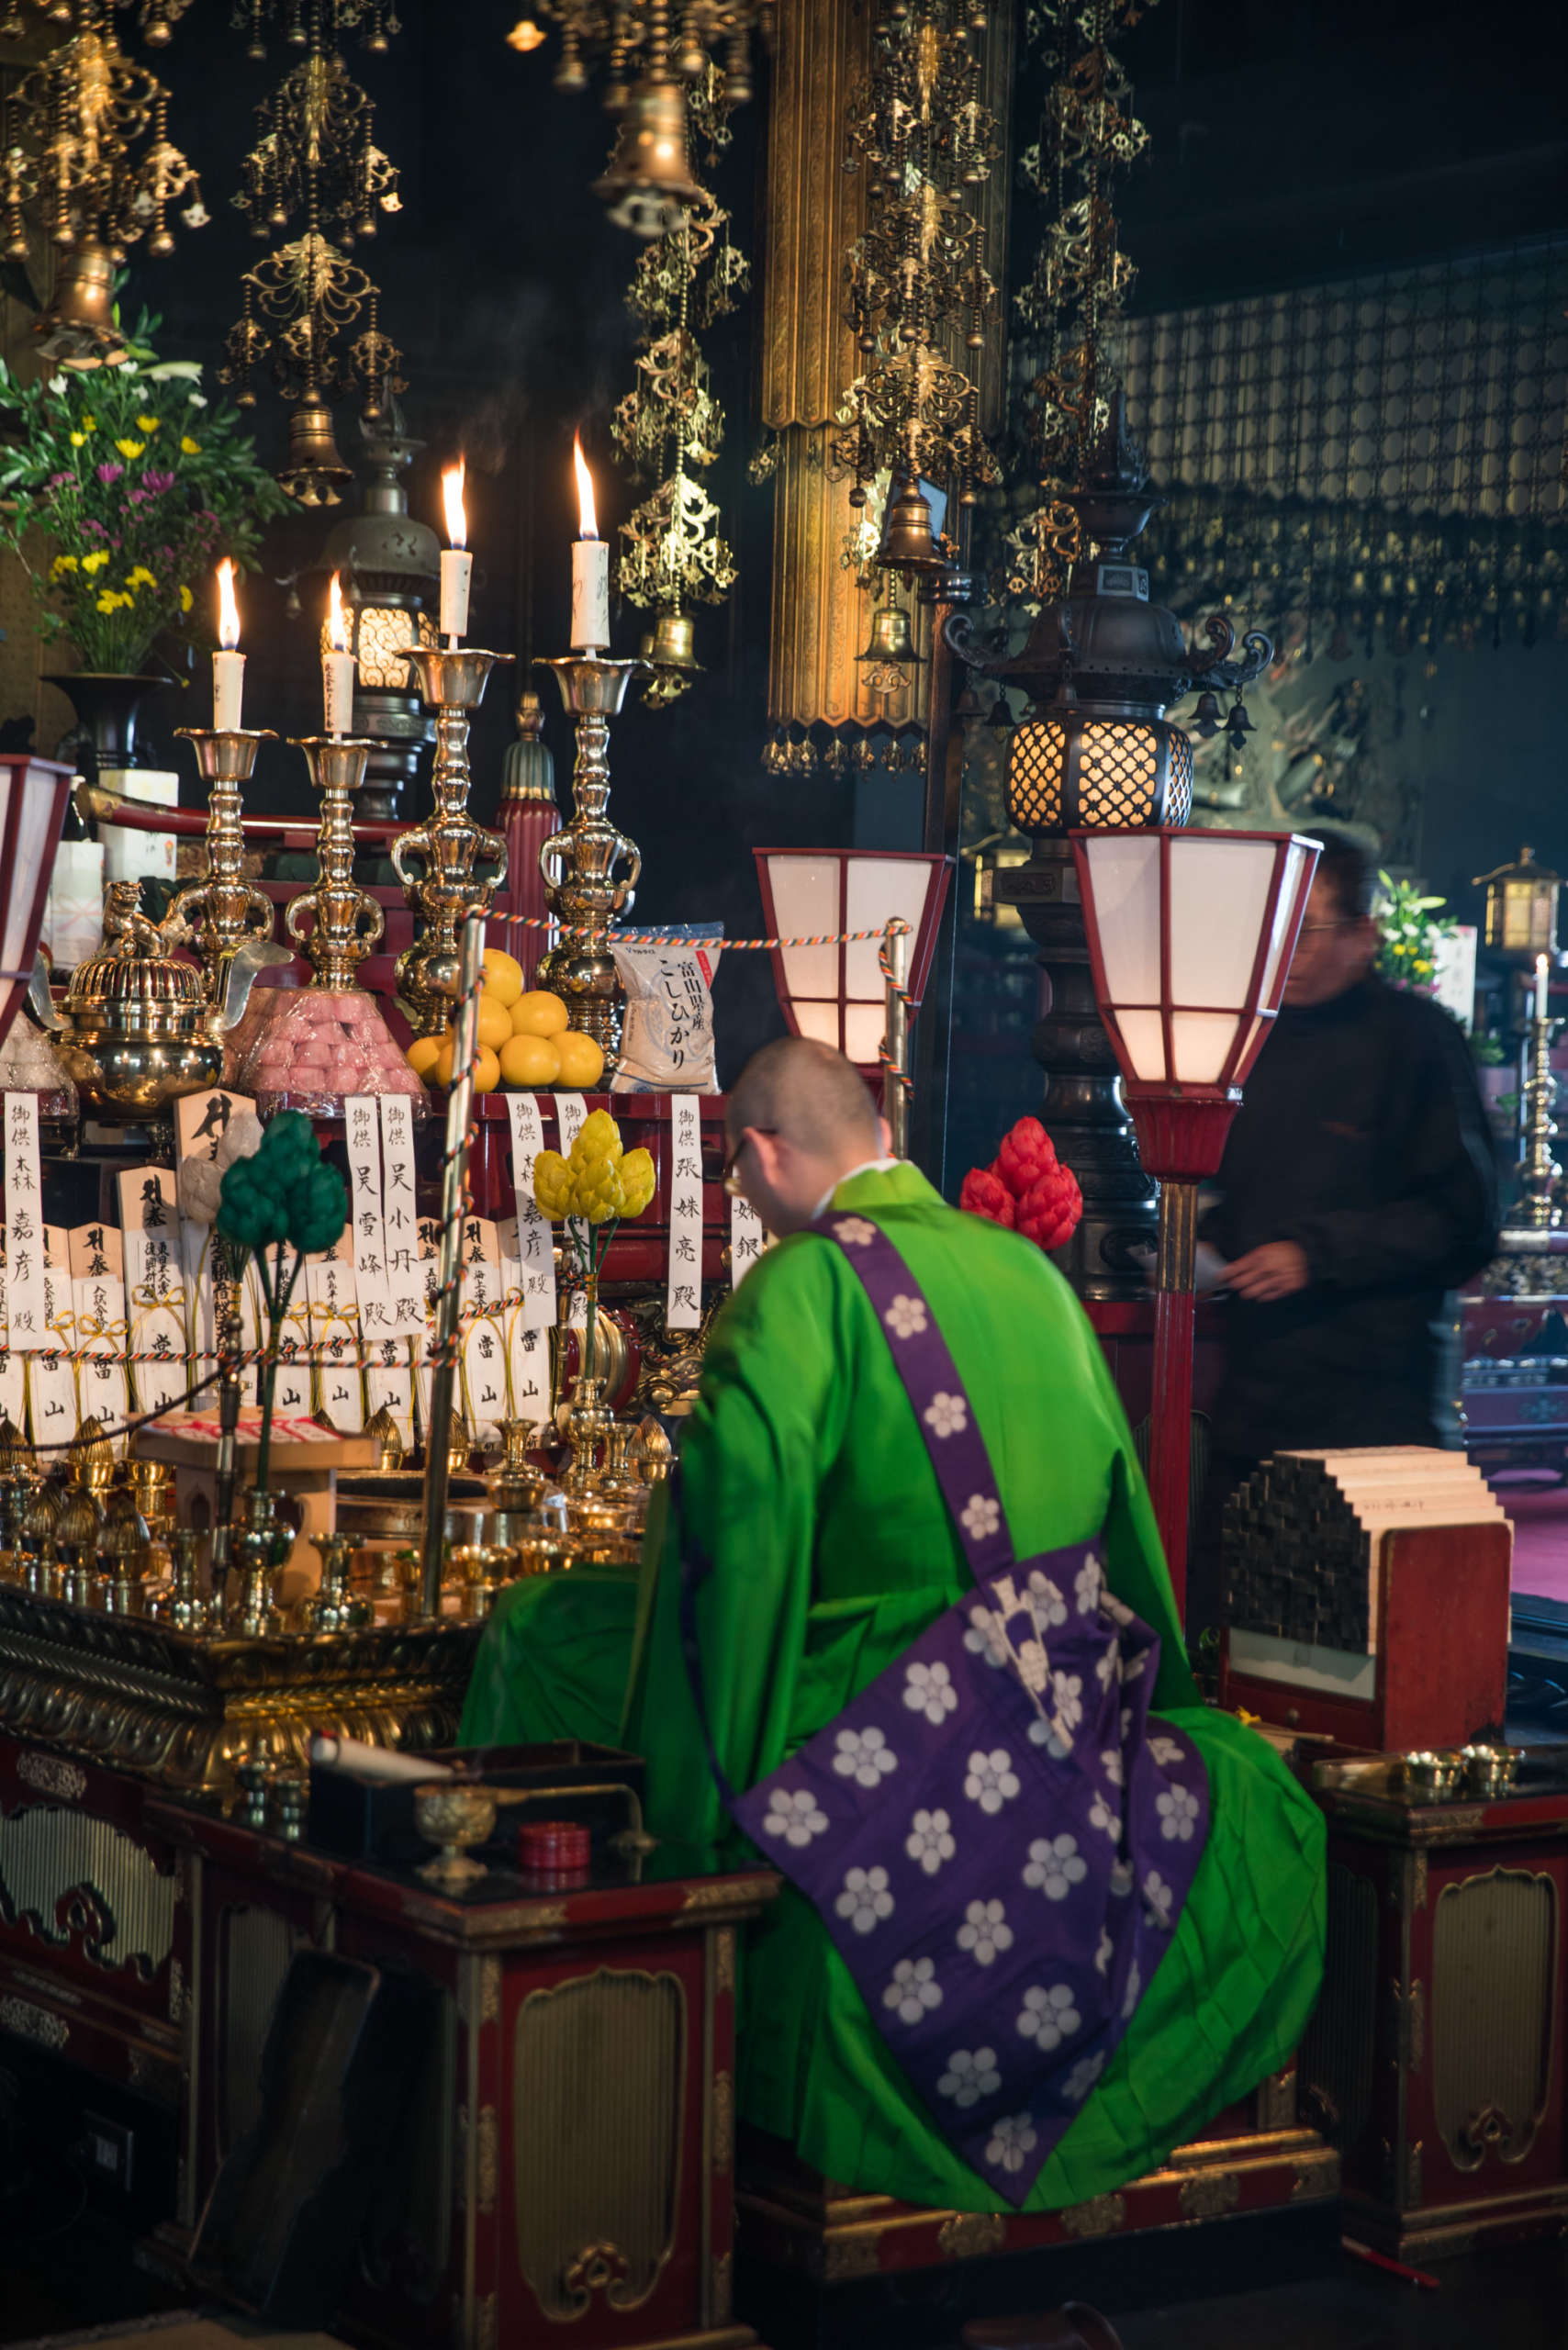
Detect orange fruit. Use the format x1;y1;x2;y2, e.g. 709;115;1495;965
472;1044;501;1094
476;992;512;1052
554;1029;605;1088
407;1035;442;1079
511;989;570;1038
481;947;524;1007
499;1031;562;1088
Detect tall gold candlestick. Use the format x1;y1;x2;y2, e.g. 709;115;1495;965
164;727;276;1009
286;735;385;987
394;644;511;1036
534;653;645;1067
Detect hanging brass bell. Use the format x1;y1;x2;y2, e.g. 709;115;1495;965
32;243;124;370
857;600;923;666
592;75;704;237
649;610;700;670
277;398;354;508
879;477;946;574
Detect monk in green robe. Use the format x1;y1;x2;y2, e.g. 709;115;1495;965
462;1038;1326;2212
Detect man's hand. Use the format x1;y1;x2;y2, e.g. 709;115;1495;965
1222;1241;1311;1303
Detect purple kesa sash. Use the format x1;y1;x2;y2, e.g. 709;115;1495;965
716;1209;1210;2207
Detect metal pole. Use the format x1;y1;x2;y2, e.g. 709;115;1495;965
419;914;485;1619
882;918;912;1158
1148;1177;1199;1615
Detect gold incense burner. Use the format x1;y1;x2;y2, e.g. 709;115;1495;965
533;654;645;1064
393;645;511;1035
56;881;225;1117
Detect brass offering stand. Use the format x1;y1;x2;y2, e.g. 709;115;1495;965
1512;999;1562;1235
165;727;279;1008
286;734;386;984
393;646;511;1036
534;654;646;1069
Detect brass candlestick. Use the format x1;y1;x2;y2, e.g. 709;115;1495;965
286;736;386;986
165;728;277;1008
1515;1008;1562;1232
534;654;646;1067
394;646;512;1036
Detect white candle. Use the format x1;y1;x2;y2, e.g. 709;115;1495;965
324;571;355;736
213;558;244;731
570;432;610;652
1536;954;1550;1021
439;458;471;643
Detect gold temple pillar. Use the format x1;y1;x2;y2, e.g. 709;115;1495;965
761;0;1013;745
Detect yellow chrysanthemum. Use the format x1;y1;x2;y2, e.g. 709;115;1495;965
68;431;85;448
135;415;160;434
180;435;200;455
82;550;110;574
80;415;95;431
95;591;119;613
127;565;157;588
178;584;193;613
50;554;78;576
115;439;145;460
532;1149;576;1221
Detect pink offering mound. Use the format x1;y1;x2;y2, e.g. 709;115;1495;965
234;988;428;1118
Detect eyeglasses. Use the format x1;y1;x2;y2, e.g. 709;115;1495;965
722;1127;776;1197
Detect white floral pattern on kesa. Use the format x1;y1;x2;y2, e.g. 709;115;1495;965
1143;1870;1174;1929
1074;1556;1103;1614
904;1660;958;1724
1026;1715;1071;1759
883;1956;943;2024
761;1787;830;1847
1015;1637;1051;1695
1157;1785;1201;1841
924;1390;969;1439
1094;1928;1114;1975
1016;1983;1081;2050
833;1726;898;1787
958;1898;1014;1965
884;1293;928;1340
1051;1671;1083;1732
1100;1749;1124;1788
986;2113;1039;2174
1063;2052;1106;2104
1088;1791;1120;1841
906;1807;958;1874
835;1865;895;1935
937;2046;1002;2107
1024;1833;1088;1901
961;1493;1002;1542
1148;1734;1185;1768
832;1216;878;1247
964;1605;1008;1669
964;1748;1021;1813
1122;1958;1141;2020
1026;1570;1068;1629
1095;1647;1118;1690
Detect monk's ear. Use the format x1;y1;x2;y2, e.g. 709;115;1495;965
878;1114;894;1158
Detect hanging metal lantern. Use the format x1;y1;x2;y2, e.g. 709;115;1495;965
1475;845;1562;962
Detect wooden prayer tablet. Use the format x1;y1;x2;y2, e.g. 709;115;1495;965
1218;1446;1512;1753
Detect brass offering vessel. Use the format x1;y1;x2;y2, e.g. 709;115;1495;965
294;1533;372;1633
1398;1749;1466;1803
1460;1742;1520;1798
56;881;227;1117
413;1780;496;1889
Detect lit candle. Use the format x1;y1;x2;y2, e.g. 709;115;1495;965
439;458;472;643
570;432;610;652
1536;953;1550;1021
323;572;355;736
213;558;244;731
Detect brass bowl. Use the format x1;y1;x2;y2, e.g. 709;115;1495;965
413;1782;497;1888
1460;1743;1519;1799
1400;1749;1466;1802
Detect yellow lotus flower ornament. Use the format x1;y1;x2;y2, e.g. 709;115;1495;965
532;1113;660;1382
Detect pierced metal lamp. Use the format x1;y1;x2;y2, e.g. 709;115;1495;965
1071;824;1321;1605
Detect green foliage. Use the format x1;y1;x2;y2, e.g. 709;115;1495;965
1471;1034;1507;1066
0;312;292;672
216;1111;346;1260
1375;869;1454;999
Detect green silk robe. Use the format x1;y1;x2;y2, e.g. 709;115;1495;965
461;1162;1326;2210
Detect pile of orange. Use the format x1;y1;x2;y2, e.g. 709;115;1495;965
405;952;606;1095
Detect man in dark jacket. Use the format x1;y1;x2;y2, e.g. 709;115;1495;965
1190;834;1499;1631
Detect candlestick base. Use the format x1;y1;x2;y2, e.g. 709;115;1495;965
534;655;647;1067
395;646;512;1036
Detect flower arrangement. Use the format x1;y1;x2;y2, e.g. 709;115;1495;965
1375;870;1454;999
960;1116;1082;1253
0;312;291;675
214;1113;348;1493
533;1111;655;1380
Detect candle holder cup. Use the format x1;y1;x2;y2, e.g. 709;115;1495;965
394;645;512;1037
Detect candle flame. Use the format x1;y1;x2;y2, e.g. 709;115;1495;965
328;570;349;653
217;557;241;651
442;458;467;550
573;432;598;541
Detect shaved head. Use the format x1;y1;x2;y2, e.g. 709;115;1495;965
727;1036;880;1158
725;1037;887;1233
